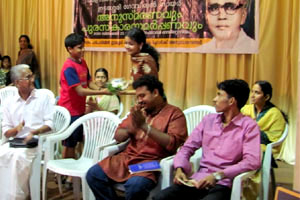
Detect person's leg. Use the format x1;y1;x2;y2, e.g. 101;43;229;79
124;176;156;200
201;185;231;200
62;115;83;159
86;164;119;200
153;184;207;200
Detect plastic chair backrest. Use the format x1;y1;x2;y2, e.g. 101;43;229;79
117;102;124;118
77;111;121;160
38;88;56;105
0;86;18;106
53;105;71;133
261;123;289;200
183;105;216;135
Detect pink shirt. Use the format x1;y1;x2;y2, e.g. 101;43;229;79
174;113;261;188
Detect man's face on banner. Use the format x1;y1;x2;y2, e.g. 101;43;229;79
206;0;247;41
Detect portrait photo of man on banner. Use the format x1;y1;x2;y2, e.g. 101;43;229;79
196;0;258;53
73;0;258;54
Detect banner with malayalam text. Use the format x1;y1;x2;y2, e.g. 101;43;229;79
73;0;259;54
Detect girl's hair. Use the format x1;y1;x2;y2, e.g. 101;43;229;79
1;55;11;68
125;28;160;71
255;80;288;123
19;34;33;49
95;67;109;80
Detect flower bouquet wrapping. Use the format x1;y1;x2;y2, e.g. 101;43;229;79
106;78;129;94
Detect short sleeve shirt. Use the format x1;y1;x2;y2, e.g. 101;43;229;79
58;58;91;116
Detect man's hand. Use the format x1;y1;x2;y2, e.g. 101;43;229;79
174;168;189;185
16;121;25;132
192;174;217;189
131;106;146;129
24;132;34;143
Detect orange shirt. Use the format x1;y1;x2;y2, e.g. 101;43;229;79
99;103;187;183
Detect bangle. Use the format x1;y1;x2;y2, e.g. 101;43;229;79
146;124;151;135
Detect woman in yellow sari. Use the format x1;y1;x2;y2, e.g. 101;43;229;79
241;80;287;199
242;80;286;155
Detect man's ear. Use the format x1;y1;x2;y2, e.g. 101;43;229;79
153;88;159;97
240;9;248;25
229;97;236;106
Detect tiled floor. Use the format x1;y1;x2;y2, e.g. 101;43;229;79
45;160;294;200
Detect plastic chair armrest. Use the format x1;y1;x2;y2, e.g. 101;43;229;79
230;170;256;200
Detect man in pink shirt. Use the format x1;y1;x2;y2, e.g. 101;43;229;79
154;79;261;200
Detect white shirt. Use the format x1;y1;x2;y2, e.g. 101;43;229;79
2;89;54;138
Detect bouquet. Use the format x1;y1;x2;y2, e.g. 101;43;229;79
106;78;129;94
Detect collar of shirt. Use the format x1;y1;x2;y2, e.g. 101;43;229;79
216;112;244;128
16;88;37;103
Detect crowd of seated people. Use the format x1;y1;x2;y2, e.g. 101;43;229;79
0;28;288;200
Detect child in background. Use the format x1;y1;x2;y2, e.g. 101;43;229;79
0;55;12;87
58;33;110;187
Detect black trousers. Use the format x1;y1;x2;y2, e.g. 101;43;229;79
152;184;231;200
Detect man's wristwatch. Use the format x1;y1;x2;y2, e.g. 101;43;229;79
212;172;222;181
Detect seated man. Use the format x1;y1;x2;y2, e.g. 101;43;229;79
0;64;54;199
86;75;187;200
153;79;261;200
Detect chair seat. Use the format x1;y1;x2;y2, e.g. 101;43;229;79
47;157;93;177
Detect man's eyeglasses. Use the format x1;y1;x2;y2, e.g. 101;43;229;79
207;3;245;16
19;74;34;81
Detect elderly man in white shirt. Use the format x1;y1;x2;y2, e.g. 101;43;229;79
0;64;54;200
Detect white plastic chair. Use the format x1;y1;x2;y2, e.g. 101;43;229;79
38;88;56;104
183;105;216;135
0;87;18;137
0;86;18;106
183;105;216;168
160;150;257;200
117;102;124;118
40;105;71;159
261;123;289;200
42;111;121;200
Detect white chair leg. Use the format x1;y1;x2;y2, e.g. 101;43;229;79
57;174;63;195
81;176;92;200
29;153;41;200
73;177;81;200
42;168;48;200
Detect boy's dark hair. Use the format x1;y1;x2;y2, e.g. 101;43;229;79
133;75;166;101
125;28;160;71
64;33;84;49
217;79;250;109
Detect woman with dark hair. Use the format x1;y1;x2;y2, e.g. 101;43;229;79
125;27;160;82
0;55;12;87
85;68;120;114
241;80;287;199
16;35;41;88
242;80;287;154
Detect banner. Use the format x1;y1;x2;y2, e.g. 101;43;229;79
73;0;259;54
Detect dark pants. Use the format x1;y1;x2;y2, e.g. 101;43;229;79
86;164;156;200
152;183;231;200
